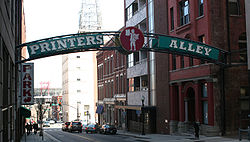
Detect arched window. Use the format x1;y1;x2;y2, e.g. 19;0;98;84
238;32;247;63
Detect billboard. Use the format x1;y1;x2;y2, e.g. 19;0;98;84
21;63;34;105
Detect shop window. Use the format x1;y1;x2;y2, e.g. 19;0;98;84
179;0;190;26
198;0;204;17
229;0;240;15
202;101;208;124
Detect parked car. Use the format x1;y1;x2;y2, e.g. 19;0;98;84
43;121;50;127
68;121;82;133
85;124;99;133
99;124;117;134
62;122;70;131
49;120;55;124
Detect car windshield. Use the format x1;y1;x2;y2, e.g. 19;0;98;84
87;124;95;127
72;122;81;125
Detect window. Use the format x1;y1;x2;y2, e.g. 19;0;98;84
229;0;240;15
128;78;134;92
202;83;208;98
126;5;133;21
77;78;81;81
170;7;174;30
134;77;140;91
121;75;124;93
76;56;80;58
203;101;208;124
128;53;134;68
180;0;190;25
189;57;193;66
141;75;148;90
239;33;247;63
172;54;176;70
116;76;119;94
198;0;204;17
180;56;184;68
77;90;81;93
198;35;206;64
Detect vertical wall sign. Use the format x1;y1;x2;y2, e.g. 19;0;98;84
22;63;34;105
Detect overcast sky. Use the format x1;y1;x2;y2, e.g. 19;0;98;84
24;0;124;88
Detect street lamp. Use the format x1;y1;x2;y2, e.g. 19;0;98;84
141;96;145;135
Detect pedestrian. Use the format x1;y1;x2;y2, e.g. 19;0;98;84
26;123;30;135
33;123;38;134
193;122;199;139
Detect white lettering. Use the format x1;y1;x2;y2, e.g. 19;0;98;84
196;45;204;54
169;40;178;48
96;35;103;44
57;39;67;49
86;36;96;45
179;41;186;50
39;42;51;52
67;38;76;47
50;41;57;50
204;47;212;56
29;44;40;55
187;43;195;52
77;37;86;46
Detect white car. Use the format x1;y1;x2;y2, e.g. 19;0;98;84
43;121;50;127
49;120;55;124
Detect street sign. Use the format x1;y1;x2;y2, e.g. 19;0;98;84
27;34;104;59
120;27;144;52
152;36;220;61
21;63;34;105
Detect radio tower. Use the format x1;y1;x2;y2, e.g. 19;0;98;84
78;0;102;32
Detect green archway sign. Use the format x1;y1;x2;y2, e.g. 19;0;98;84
16;28;227;65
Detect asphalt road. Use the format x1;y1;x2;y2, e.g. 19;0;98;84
43;123;138;142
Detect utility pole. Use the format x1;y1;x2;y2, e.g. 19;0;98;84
39;102;44;140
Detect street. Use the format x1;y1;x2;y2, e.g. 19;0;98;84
43;123;141;142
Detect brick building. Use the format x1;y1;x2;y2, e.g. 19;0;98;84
0;0;26;141
167;0;247;136
96;37;127;128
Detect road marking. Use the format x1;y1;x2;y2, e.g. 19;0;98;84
69;133;100;142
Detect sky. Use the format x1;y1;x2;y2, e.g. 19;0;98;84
24;0;124;88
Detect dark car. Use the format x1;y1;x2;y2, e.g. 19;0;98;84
68;121;82;133
85;124;99;133
99;124;117;134
62;122;70;131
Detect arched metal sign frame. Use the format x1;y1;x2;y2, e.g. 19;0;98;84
16;31;228;65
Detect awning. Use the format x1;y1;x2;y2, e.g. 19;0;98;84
20;106;31;118
96;105;104;114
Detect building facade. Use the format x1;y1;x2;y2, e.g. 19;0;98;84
168;0;247;136
62;0;101;124
96;38;127;128
62;53;97;124
0;0;26;141
124;0;170;134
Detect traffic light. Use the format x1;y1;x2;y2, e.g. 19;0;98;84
59;102;61;106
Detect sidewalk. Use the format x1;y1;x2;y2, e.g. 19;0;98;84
20;131;57;142
117;130;250;142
